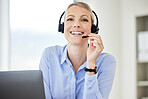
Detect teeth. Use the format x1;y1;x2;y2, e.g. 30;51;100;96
71;32;82;35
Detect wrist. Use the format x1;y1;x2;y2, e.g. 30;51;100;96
85;67;97;75
86;61;96;75
87;61;95;69
87;59;95;64
86;72;95;75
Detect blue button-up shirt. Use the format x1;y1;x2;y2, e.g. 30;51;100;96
39;45;116;99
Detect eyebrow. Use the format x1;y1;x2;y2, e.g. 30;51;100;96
67;15;75;17
81;15;89;18
67;14;89;18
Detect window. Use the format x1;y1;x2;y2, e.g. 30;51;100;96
10;0;73;70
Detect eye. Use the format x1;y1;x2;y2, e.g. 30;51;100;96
67;18;73;21
81;19;88;22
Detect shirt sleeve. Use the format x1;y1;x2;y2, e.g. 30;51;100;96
39;48;52;99
83;54;116;99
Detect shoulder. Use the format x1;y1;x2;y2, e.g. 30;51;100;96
41;45;67;61
43;45;66;56
96;53;116;72
98;53;116;63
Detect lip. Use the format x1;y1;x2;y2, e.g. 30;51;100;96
70;31;84;35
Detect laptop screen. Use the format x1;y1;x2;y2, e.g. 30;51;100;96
0;70;45;99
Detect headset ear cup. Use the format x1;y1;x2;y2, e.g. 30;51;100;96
61;22;64;33
91;24;96;33
58;24;62;32
91;24;99;34
58;22;64;33
95;27;99;34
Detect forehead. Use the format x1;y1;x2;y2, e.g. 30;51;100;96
66;5;91;17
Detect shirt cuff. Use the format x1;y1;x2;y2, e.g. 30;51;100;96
84;73;99;94
85;73;97;81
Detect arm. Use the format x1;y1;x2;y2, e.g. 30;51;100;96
83;33;116;99
83;55;116;99
39;49;52;99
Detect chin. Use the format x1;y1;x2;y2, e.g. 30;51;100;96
68;40;87;46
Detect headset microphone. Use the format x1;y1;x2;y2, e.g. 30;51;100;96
58;10;99;34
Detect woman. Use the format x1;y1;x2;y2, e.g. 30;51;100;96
39;2;116;99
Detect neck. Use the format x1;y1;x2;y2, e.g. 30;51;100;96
67;43;88;73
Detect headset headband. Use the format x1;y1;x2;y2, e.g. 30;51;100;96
58;11;65;25
92;11;98;30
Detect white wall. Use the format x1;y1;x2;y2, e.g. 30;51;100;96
0;0;10;70
121;0;148;99
75;0;121;99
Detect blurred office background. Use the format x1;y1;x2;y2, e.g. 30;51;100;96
0;0;148;99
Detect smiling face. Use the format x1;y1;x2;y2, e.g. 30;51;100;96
64;5;92;46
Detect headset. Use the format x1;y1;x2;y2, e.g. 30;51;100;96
58;10;99;34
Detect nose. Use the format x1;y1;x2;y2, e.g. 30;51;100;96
73;20;81;28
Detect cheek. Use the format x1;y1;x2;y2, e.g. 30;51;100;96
84;24;92;32
64;23;70;39
64;22;71;33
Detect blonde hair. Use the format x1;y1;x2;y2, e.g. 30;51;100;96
65;2;94;24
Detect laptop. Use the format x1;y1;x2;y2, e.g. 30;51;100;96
0;70;45;99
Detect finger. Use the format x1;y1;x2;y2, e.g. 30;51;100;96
88;34;102;41
90;41;103;52
88;34;104;49
88;33;101;38
89;39;95;47
91;40;104;50
88;33;100;38
88;36;103;46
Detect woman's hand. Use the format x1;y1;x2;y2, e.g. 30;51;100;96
87;33;104;69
